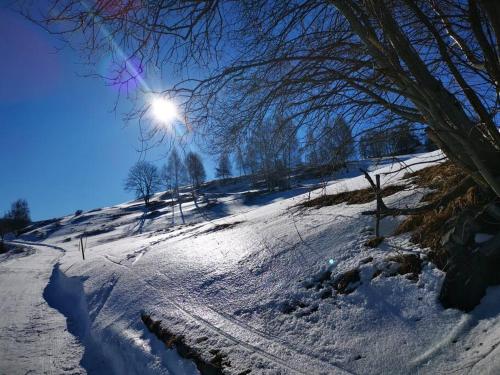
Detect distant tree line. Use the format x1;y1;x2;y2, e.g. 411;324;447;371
124;114;432;207
235;116;301;190
0;199;31;249
359;125;422;159
304;116;355;169
124;149;207;222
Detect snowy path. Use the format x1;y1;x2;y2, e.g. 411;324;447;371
0;242;85;375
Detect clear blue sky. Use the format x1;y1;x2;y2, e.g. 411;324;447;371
0;6;213;221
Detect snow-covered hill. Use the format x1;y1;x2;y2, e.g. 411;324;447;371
2;151;500;375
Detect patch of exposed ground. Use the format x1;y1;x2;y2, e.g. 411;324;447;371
395;162;493;268
141;313;245;375
299;184;407;208
364;236;385;248
384;253;422;281
389;161;500;311
205;221;244;233
190;221;245;238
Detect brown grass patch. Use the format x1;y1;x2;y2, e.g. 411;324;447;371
206;221;243;232
403;161;464;191
300;184;407;208
364;236;385;248
386;253;422;278
395;162;491;268
333;269;361;294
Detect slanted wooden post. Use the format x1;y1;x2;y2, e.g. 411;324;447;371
80;234;85;260
375;174;381;238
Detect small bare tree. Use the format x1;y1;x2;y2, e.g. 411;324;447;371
185;151;206;190
124;161;160;207
316;116;355;171
216;153;232;182
166;148;187;223
185;151;206;209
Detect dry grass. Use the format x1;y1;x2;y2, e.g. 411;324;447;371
386;253;422;277
395;162;491;269
364;236;385;248
300;184;407;208
333;269;361;294
404;161;463;190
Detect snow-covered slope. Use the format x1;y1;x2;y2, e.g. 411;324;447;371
3;151;500;374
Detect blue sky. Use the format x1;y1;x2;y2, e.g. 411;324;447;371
0;6;214;221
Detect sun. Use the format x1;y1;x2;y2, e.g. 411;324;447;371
150;97;178;125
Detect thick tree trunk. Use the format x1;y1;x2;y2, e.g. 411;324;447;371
335;0;500;198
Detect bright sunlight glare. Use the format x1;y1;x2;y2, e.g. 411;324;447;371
150;97;178;125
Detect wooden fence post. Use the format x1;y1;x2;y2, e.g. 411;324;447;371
80;234;85;260
375;174;381;238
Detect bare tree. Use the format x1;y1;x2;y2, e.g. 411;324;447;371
238;115;301;190
0;199;32;240
360;125;421;158
304;128;320;167
216;153;232;182
316;116;355;171
0;199;29;241
23;1;500;197
389;125;421;156
0;219;10;243
166;148;187;223
235;145;248;177
160;163;176;224
124;161;160;207
185;151;206;190
185;151;206;209
360;129;391;159
6;199;31;226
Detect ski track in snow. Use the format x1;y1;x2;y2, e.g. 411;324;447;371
101;254;352;375
3;152;500;374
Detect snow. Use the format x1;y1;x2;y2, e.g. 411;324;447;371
0;243;85;374
476;233;495;244
2;151;500;374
